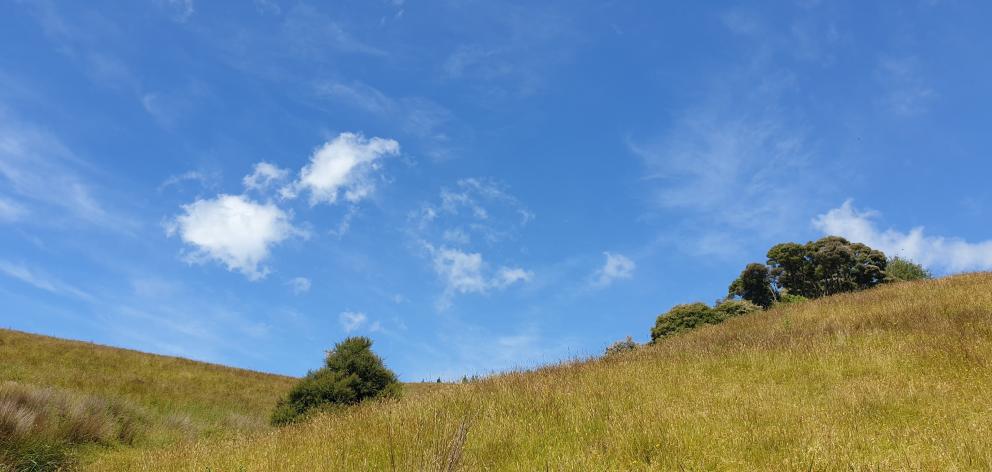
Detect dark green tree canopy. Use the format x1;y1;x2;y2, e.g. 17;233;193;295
767;236;888;298
271;337;399;426
728;263;777;308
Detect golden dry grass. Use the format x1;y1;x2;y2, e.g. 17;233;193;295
85;273;992;471
0;329;295;445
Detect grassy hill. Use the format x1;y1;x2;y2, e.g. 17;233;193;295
78;273;992;471
0;328;296;450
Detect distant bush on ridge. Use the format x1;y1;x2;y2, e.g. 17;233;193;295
604;336;638;357
650;300;760;343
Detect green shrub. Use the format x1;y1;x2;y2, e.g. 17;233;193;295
604;337;638;357
650;303;723;342
713;299;761;318
272;337;400;426
886;257;931;282
775;292;809;305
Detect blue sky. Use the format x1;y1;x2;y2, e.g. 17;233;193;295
2;0;992;380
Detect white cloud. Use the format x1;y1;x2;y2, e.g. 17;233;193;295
592;252;636;287
287;276;311;294
339;311;367;333
813;200;992;273
0;261;93;301
167;194;300;280
430;246;531;309
243;162;290;192
282;132;400;205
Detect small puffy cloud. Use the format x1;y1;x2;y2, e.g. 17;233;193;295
494;267;532;289
243;162;290;192
592;252;636;287
813;200;992;273
433;248;488;295
283;132;400;205
167;194;300;280
287;276;311;294
339;311;367;333
430;246;531;309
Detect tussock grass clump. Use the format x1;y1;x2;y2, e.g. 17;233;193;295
0;381;146;471
87;273;992;471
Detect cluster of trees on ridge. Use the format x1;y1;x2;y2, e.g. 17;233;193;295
644;236;931;346
270;236;931;426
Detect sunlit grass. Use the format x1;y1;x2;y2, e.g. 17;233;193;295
86;273;992;470
0;329;295;447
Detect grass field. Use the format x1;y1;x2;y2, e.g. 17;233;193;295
71;273;992;471
0;328;296;456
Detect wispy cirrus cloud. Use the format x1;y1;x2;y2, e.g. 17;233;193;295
0;260;93;301
629;5;845;257
876;56;936;117
629;106;817;256
0;110;135;231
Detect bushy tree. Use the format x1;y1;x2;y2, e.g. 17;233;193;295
271;337;400;426
886;257;931;281
728;263;777;308
650;303;722;342
766;242;816;297
767;236;887;298
712;299;761;318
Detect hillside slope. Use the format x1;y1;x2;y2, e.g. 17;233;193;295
0;329;295;443
89;273;992;471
